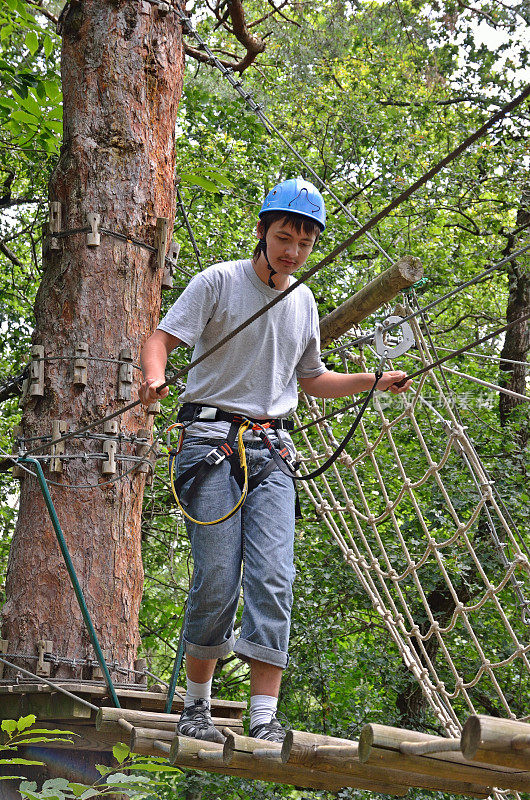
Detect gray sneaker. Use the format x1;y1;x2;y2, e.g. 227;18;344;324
249;713;288;743
177;699;225;744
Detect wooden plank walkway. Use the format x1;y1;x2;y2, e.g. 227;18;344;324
1;685;529;795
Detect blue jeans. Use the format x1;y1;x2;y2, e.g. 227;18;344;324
174;435;296;669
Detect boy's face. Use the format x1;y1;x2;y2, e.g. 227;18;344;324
257;219;317;277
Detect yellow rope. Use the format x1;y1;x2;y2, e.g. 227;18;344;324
168;421;251;526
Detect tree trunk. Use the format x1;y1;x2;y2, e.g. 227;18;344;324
2;0;183;677
499;189;530;441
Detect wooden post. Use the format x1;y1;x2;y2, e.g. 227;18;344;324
461;715;530;771
319;255;423;348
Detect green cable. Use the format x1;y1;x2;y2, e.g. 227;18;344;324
20;458;121;709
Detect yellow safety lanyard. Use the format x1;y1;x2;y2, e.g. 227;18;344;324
167;420;251;526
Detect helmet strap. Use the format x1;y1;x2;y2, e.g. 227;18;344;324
259;236;277;288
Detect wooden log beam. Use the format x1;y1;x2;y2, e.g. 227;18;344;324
96;706;242;734
130;726;176;756
461;715;530;771
281;729;359;765
319;255;423;348
169;733;409;794
359;723;530;792
223;729;282;763
283;729;489;797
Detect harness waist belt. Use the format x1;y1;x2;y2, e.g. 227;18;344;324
178;403;295;431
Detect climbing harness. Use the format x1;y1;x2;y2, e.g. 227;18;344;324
166;352;393;525
168;415;251;526
168;406;297;525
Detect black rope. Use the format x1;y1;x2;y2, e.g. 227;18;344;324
176;186;203;271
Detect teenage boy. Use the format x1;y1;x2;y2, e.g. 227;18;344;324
139;178;411;744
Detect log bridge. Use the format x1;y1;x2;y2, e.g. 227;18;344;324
1;683;529;795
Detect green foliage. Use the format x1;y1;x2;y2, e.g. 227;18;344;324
0;717;180;799
1;1;529;798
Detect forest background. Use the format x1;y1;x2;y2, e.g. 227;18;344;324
0;0;529;798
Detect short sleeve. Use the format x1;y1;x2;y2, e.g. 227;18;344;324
157;272;218;347
295;298;328;380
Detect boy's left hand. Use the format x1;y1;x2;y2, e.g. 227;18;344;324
378;370;412;393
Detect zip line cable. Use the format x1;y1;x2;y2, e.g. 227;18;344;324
1;76;528;469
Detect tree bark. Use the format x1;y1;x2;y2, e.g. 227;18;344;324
499;190;530;441
2;0;183;677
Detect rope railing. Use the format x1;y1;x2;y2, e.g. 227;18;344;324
291;304;530;771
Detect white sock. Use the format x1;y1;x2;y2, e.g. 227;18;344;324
184;677;212;708
250;694;278;730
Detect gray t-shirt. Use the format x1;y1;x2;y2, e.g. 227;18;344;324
158;258;327;440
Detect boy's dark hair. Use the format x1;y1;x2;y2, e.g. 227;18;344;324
253;210;321;260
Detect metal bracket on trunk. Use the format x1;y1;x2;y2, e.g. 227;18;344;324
118;348;134;400
155;217;170;271
0;640;9;678
73;341;89;388
36;639;53;677
50;420;68;473
49;202;62;250
162;240;180;290
102;421;118;475
87;213;101;247
29;345;45;398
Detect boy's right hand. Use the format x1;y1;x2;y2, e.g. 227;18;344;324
139;377;169;406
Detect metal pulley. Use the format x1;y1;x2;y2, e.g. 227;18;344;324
374;315;415;359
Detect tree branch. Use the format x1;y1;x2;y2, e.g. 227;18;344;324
23;0;58;25
183;0;266;73
0;240;25;269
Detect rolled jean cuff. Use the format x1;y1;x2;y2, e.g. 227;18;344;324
234;638;289;669
184;633;235;660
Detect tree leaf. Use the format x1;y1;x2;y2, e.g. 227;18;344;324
24;31;39;55
206;170;235;188
68;784;91;797
1;720;17;735
43;35;53;58
112;742;129;764
180;172;221;193
16;714;36;732
79;789;101;799
0;759;44;766
43;778;70;790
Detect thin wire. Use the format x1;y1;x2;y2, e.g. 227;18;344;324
0;656;99;711
4;392;183;490
433;347;530;370
406;351;530;401
31;355;142;369
176;186;203;271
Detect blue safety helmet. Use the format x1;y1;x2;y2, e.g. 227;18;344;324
259;178;326;231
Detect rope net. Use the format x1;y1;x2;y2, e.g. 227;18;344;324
294;303;530;784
